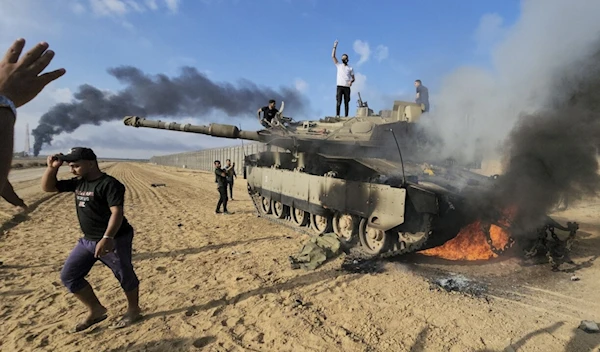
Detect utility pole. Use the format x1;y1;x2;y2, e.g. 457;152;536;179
24;123;30;156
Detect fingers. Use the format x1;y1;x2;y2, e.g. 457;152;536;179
19;41;49;67
38;68;66;86
29;50;55;75
2;38;25;64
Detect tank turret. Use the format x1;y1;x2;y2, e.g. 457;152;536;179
123;99;436;164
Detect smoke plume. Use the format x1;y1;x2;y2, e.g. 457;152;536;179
32;66;310;155
424;0;600;235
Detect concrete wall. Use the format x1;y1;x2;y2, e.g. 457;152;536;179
149;142;286;175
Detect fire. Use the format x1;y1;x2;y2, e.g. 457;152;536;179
419;208;515;261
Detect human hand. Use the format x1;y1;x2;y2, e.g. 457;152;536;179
333;40;338;48
47;154;63;168
0;38;66;108
94;238;115;258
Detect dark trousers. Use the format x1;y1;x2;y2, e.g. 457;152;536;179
227;179;234;198
336;85;351;116
60;231;139;294
216;186;228;212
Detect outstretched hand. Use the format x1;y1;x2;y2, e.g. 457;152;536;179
0;38;66;108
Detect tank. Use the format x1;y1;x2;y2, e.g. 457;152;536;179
121;97;572;259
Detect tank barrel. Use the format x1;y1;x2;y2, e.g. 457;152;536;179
122;116;261;141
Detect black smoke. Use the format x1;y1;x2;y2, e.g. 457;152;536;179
468;42;600;236
32;66;310;155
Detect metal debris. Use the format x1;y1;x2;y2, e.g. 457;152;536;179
430;274;487;296
579;320;599;333
523;220;579;271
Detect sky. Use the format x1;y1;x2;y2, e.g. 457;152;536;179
1;0;533;159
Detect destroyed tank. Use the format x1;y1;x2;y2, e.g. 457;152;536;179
121;97;512;258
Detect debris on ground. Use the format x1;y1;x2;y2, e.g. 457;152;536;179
340;256;386;274
570;275;580;281
150;183;166;187
430;273;487;297
289;233;342;270
579;320;599;333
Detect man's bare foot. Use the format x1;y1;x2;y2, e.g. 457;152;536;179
109;308;142;329
74;306;108;332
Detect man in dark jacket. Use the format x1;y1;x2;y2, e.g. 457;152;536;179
214;160;230;214
224;159;237;200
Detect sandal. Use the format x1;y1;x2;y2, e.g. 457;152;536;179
109;313;143;329
73;314;108;333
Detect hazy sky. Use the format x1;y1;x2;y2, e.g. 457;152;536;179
3;0;579;159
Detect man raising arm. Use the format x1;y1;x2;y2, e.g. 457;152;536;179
331;40;354;117
41;147;141;332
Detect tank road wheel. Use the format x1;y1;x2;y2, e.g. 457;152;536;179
310;213;333;235
396;213;432;251
291;207;309;227
358;217;391;255
260;196;272;214
332;212;358;245
271;200;287;219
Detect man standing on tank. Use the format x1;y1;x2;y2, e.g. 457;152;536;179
414;79;430;113
214;160;230;214
332;40;355;117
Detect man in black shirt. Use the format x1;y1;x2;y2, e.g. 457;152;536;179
257;99;278;128
214;160;230;214
41;147;141;332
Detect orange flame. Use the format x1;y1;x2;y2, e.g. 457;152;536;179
419;207;515;261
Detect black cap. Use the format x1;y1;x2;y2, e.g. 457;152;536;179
59;147;97;162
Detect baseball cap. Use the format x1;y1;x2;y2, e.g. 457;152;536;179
58;147;97;162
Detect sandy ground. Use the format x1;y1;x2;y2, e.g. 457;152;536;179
0;162;599;352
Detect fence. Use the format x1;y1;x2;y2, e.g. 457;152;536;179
149;142;286;175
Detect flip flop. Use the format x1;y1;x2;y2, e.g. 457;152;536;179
73;314;108;333
108;313;143;329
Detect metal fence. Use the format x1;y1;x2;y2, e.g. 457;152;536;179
149;142;285;175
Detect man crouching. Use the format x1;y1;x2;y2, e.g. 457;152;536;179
41;147;141;332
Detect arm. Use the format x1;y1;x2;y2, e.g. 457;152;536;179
332;40;338;64
350;68;355;84
0;109;15;195
1;180;26;207
41;155;62;192
103;206;124;239
41;155;76;192
94;180;127;257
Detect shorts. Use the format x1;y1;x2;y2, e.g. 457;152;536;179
60;231;139;293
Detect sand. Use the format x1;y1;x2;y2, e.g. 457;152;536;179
1;162;599;352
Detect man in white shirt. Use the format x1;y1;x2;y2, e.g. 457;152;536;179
331;40;355;117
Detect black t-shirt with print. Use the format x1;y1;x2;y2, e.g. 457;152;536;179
56;173;133;241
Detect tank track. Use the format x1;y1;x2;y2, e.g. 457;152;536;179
247;188;432;260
